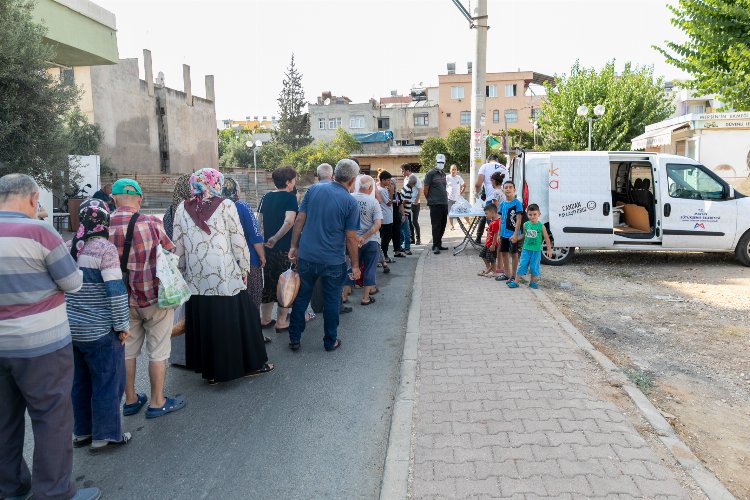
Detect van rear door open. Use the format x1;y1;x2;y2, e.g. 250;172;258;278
548;153;614;248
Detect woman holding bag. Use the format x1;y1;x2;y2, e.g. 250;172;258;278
173;168;273;384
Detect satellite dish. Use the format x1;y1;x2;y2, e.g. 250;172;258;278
323;98;331;105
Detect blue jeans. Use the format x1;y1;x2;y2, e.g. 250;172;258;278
289;259;347;349
400;217;411;251
517;249;542;277
71;331;125;441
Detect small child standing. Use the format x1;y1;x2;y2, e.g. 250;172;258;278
496;181;523;285
507;203;552;289
478;202;500;277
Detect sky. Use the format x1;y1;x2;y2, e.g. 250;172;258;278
94;0;688;121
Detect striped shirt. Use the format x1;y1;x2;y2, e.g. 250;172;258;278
65;238;129;341
0;211;82;358
401;186;414;217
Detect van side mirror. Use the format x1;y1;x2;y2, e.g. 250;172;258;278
729;186;735;199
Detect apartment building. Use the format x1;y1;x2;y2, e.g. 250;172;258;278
437;65;553;136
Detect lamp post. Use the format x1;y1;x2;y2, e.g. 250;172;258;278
576;104;606;151
246;139;262;200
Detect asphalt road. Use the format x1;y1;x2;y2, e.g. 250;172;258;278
22;250;421;500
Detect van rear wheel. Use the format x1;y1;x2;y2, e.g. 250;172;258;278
541;224;575;266
736;231;750;267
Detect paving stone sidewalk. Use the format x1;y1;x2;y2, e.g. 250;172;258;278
409;237;690;499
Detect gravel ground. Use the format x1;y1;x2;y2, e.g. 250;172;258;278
538;249;750;499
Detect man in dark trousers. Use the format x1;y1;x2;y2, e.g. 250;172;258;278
423;153;449;254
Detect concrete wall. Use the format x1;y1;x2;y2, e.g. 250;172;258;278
309;102;377;142
89;59;161;174
379;104;439;144
87;57;218;175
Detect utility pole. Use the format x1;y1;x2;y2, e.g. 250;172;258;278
469;0;488;203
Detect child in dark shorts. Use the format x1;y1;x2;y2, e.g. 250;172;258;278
496;181;523;284
478;203;500;277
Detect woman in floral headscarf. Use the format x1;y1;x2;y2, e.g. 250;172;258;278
173;168;273;384
162;174;191;240
66;198;132;452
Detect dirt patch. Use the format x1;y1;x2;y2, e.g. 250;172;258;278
540;250;750;498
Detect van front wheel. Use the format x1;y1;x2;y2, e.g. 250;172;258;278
541;225;575;266
736;231;750;267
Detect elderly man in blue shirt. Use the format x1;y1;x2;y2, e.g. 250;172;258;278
287;159;361;351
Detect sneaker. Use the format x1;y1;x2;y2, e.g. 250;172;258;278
529;282;539;289
72;488;102;500
494;274;509;281
506;280;519;288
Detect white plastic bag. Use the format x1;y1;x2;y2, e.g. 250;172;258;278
276;264;300;308
156;244;191;309
449;196;472;216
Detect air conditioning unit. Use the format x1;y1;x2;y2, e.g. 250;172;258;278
447;62;456;75
467;62;472;74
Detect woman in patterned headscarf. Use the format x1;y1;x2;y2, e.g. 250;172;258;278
66;198;132;451
162;174;191;240
173;168;273;384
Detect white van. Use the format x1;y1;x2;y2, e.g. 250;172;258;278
511;151;750;266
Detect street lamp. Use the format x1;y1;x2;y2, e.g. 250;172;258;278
246;139;262;199
576;104;606;151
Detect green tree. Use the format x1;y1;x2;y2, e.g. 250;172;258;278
65;107;103;155
0;0;80;188
445;126;470;171
281;129;360;173
419;136;449;171
538;61;673;151
274;54;312;149
655;0;750;110
219;130;255;168
257;141;289;171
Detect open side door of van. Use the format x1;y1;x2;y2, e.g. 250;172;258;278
548;153;614;248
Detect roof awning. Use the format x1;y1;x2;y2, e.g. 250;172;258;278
631;123;690;150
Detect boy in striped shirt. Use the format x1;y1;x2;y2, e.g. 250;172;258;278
400;174;417;256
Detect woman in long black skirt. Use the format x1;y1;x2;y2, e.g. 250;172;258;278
173;168;273;384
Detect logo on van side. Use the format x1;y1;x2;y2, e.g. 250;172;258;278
694;223;706;229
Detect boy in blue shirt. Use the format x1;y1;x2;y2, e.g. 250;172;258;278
496;181;523;285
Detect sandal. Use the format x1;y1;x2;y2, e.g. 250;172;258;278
88;433;132;454
122;393;147;416
275;326;289;333
478;270;488;276
145;395;186;419
264;336;272;344
369;288;379;295
361;297;376;306
246;362;275;376
383;266;391;274
261;319;276;329
305;312;316;321
325;339;342;352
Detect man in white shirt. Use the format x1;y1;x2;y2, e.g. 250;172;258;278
446;164;466;230
400;163;422;245
474;154;508;244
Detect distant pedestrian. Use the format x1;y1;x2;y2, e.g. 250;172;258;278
497;181;523;284
377;171;395;262
92;183;116;213
317;162;333;182
391;178;405;258
0;174;101;500
446;164;466;230
258;166;298;332
174;168;272;384
400;174;417;255
342;175;382;305
66;198;132;453
162;174;192;240
474;154;508;244
287;159;361;351
423;153;449;254
401;163;422;245
109;178;185;418
507;203;552;290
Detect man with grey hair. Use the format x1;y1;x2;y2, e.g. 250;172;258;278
316;163;333;182
0;174;101;500
287;159;361;351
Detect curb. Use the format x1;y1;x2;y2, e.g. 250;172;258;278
535;290;735;500
379;247;427;500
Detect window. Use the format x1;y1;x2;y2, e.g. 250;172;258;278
666;164;726;200
350;115;365;129
414;113;429;126
318;118;326;130
687;104;706;114
450;86;465;99
492;110;500;123
378;117;390;129
486;85;498;98
504;109;518;123
328;117;341;129
504;84;517;97
459;111;471;125
530;108;540;120
61;68;75;87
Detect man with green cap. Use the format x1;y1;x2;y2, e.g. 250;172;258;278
109;179;186;419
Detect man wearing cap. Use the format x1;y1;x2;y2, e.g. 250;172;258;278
109;179;186;419
475;154;509;244
423;154;449;254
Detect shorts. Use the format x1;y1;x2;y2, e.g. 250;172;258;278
499;236;520;253
124;304;174;361
345;241;380;287
517;249;542;277
479;246;496;263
